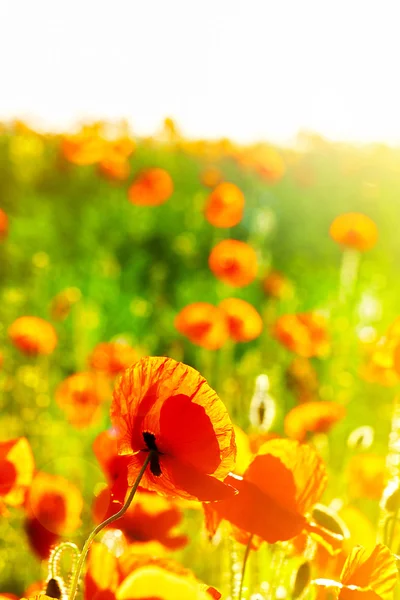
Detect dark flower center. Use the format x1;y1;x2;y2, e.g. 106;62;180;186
142;431;162;477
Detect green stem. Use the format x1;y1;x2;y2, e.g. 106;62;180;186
67;451;152;600
238;534;253;600
49;542;79;579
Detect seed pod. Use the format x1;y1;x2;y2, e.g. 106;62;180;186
249;374;276;431
292;562;311;599
347;426;374;450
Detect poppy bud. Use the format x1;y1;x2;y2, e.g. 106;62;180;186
311;504;349;539
347;426;374;450
384;486;400;512
249;375;276;431
292;561;311;599
45;578;62;599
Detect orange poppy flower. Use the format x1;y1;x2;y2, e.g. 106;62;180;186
89;341;138;377
49;287;81;321
205;182;245;228
314;544;398;600
0;437;35;514
200;166;222;188
274;313;330;357
99;153;130;181
110;356;237;501
55;372;107;428
61;131;108;165
0;208;9;240
262;270;293;300
236;146;285;183
346;454;386;500
329;213;378;252
174;303;229;350
94;488;188;550
219;298;263;342
8;316;57;355
209;239;258;287
206;439;327;544
0;595;18;600
284;402;346;442
25;471;83;559
128;168;173;206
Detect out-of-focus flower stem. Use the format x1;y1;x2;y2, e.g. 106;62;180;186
67;451;153;600
238;534;254;600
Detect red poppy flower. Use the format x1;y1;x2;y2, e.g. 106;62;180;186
89;341;138;377
128;168;173;206
286;357;319;403
206;439;327;544
209;239;258;287
284;401;346;442
174;303;229;350
329;213;378;252
25;471;83;559
8;316;58;356
85;542;220;600
314;544;398;600
110;357;237;501
219;298;263;342
56;372;109;428
274;312;330;357
0;437;35;514
205;182;245;228
0;208;9;240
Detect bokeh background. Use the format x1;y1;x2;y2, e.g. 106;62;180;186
2;1;400;598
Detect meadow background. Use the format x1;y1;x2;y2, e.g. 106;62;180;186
1;120;400;597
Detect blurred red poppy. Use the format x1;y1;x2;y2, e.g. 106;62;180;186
209;239;258;287
0;208;9;240
111;356;237;501
175;303;229;350
0;437;35;514
93;488;188;550
25;471;83;559
274;313;330;357
128;168;173;206
262;270;293;300
56;372;108;428
89;341;138;377
8;316;58;356
205;182;245;228
329;213;378;252
284;401;346;441
219;298;263;342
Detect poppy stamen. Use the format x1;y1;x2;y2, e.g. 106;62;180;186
142;431;162;477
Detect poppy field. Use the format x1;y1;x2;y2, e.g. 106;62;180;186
2;120;400;599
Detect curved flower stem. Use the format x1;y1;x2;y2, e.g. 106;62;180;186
238;534;253;600
49;542;80;580
68;451;153;600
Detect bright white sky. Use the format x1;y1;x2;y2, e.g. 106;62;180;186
1;0;400;145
